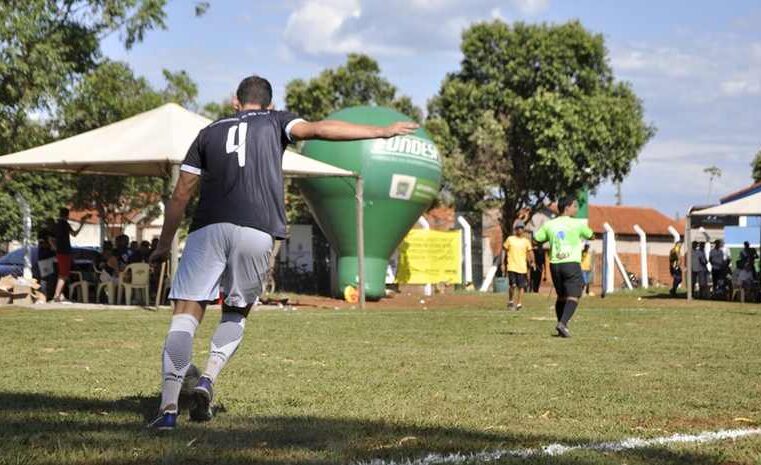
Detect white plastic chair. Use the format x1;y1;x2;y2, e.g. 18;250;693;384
97;281;116;305
68;271;90;303
118;263;150;305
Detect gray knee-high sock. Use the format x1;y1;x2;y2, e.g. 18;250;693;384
160;314;199;412
561;300;579;325
203;312;246;383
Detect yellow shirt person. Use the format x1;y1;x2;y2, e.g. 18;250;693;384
502;221;534;310
504;235;533;274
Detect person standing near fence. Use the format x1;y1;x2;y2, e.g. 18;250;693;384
739;241;758;279
669;242;683;297
580;244;594;296
691;242;709;299
709;240;728;297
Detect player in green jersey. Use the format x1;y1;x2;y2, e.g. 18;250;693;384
533;196;594;337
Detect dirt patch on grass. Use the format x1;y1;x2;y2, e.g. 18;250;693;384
286;292;503;310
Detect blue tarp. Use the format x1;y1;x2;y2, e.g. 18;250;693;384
725;226;760;246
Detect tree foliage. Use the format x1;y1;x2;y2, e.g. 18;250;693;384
0;123;77;242
284;54;423;223
427;21;654;233
201;100;235;120
752;150;761;183
58;61;198;239
285;54;423;123
0;1;169;241
0;0;206;242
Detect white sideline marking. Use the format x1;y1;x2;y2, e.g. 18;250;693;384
354;428;761;465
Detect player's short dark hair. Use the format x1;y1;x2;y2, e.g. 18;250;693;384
557;196;576;214
59;207;69;217
236;75;272;107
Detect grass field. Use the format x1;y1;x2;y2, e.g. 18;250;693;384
1;292;760;464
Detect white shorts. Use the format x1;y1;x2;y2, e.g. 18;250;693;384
169;223;273;307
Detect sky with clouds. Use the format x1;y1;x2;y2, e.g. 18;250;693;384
102;0;761;217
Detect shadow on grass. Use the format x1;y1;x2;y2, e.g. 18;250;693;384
640;292;685;300
0;391;741;465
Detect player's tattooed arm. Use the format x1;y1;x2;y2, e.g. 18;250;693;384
150;171;200;263
290;120;418;141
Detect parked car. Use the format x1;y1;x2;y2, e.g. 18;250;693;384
0;246;100;283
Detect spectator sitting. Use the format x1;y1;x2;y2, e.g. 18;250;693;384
101;240;114;252
138;241;151;263
150;237;159;252
98;248;120;285
114;234;130;267
129;241;139;259
128;242;144;264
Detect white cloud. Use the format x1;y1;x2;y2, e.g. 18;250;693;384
490;7;505;21
282;0;551;57
283;0;364;55
610;46;708;78
611;36;761;102
511;0;549;15
720;78;761;96
593;137;757;213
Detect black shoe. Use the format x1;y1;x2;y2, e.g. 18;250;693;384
189;376;214;422
556;322;571;338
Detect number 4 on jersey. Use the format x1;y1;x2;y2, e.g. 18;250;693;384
225;122;248;167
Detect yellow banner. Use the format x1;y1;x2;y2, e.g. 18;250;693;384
396;229;462;284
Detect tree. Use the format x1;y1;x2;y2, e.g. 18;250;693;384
284;54;423;222
58;61;198;239
427;21;654;234
752;150;761;183
285;54;423;122
201;100;235;120
0;1;208;241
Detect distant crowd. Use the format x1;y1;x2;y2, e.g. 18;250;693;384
671;240;759;302
35;207;164;303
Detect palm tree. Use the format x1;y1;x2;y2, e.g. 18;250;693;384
704;165;722;202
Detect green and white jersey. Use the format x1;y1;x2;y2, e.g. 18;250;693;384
533;216;594;264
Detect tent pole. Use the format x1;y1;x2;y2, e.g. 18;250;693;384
686;214;692;301
170;163;180;281
356;176;365;310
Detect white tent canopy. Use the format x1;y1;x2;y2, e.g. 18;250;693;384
690;191;761;217
0;103;366;307
0;103;354;178
686;191;761;300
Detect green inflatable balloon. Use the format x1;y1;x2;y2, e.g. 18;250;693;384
298;106;442;300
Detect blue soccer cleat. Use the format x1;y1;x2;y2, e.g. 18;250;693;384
147;411;177;431
189;376;214;422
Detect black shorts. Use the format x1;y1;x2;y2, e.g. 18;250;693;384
550;262;584;299
508;271;528;289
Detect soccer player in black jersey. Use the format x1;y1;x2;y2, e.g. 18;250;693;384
148;75;417;430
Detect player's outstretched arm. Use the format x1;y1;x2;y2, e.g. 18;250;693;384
290;120;418;141
149;171;199;263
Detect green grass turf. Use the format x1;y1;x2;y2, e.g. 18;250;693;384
1;292;760;464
